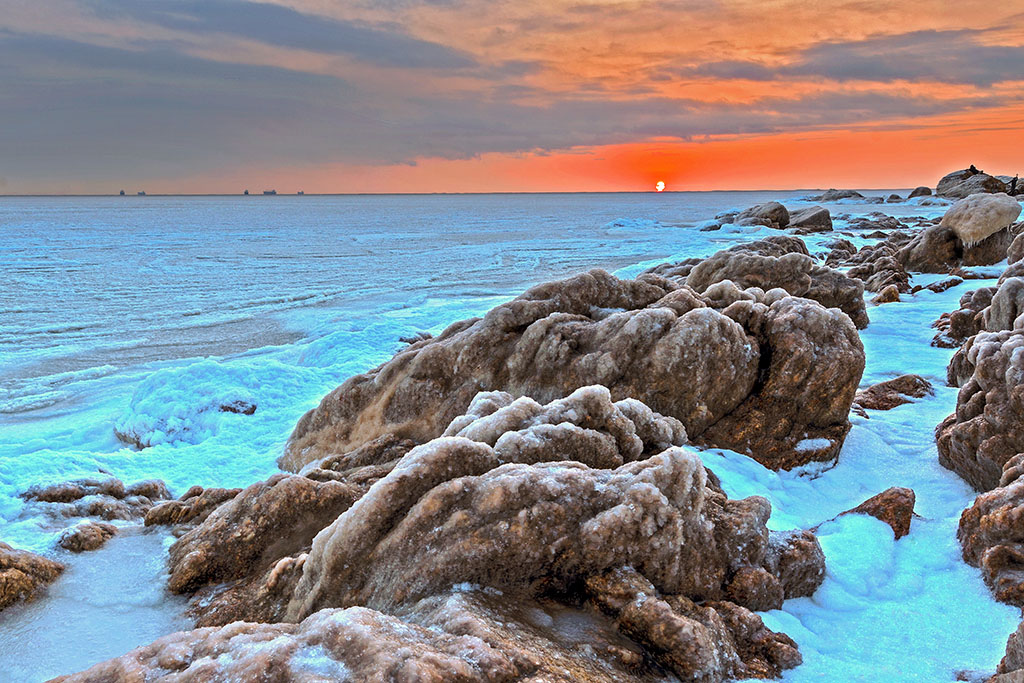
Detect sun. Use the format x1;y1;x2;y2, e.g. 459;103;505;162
655;181;665;192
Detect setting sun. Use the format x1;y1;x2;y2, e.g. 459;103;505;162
655;181;665;192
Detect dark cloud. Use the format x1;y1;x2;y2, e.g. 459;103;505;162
0;25;1017;190
85;0;476;68
666;30;1024;85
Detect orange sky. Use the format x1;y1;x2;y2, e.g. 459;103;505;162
2;0;1023;193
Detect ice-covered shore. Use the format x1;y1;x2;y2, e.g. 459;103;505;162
3;190;1024;681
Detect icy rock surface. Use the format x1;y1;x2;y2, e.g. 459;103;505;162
0;542;63;611
284;261;864;472
937;326;1024;491
940;193;1022;247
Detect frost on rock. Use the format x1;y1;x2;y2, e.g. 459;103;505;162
937;327;1024;491
22;477;171;517
959;458;1024;607
898;222;1013;273
51;606;522;683
853;375;933;412
0;542;64;611
678;236;868;328
283;263;864;473
62;390;823;682
939;193;1022;247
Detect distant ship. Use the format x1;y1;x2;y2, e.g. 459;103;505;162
263;190;277;195
297;191;305;195
119;190;125;196
244;190;249;195
137;191;146;196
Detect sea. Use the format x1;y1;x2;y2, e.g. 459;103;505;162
6;190;1018;682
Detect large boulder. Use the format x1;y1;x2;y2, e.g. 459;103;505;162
286;387;822;620
135;389;823;682
909;186;932;198
932;286;995;350
0;542;64;611
897;223;1012;273
683;240;867;328
940;193;1021;247
959;458;1024;606
735;201;789;228
788;206;832;232
937;169;1008;198
937;327;1024;491
812;189;864;202
1009;232;1024;265
282;267;864;472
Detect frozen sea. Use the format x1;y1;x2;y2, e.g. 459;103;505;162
1;190;1017;681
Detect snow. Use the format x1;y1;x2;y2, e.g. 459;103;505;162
0;193;1015;681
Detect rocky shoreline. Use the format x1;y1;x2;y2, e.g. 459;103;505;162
4;170;1024;681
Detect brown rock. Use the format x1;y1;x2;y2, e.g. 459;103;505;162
959;474;1024;605
735;201;790;229
58;521;118;552
283;267;864;473
167;474;362;595
909;186;932;198
144;485;242;530
872;284;901;304
789;206;832;232
937;329;1024;491
52;606;524;683
898;223;1013;273
283;388;824;623
933;287;995;351
841;487;917;539
1010;233;1024;265
937;169;1008;198
854;375;933;411
684;238;868;328
22;476;172;523
997;621;1024;677
0;542;64;612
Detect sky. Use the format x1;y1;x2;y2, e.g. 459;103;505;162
1;0;1023;194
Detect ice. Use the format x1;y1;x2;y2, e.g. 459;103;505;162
0;527;190;682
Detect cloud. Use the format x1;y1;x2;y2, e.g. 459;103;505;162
84;0;476;68
667;30;1024;86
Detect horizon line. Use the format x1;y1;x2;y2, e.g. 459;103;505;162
0;187;921;198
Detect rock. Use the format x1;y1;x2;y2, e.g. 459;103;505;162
145;485;242;531
0;542;64;611
842;234;913;293
813;189;864;202
940;194;1022;247
872;285;901;304
854;375;933;411
1010;233;1024;265
22;476;172;523
959;470;1024;605
886;194;902;203
997;621;1024;678
52;606;525;683
218;400;256;415
585;567;801;680
788;206;832;232
932;286;995;350
683;238;868;328
983;278;1024;333
58;521;117;552
846;212;907;232
937;169;1008;198
898;223;1013;273
167;474;363;596
696;297;865;469
841;487;916;539
735;201;789;228
909;186;932;198
912;277;962;295
283;268;864;473
283;388;824;622
937;329;1024;491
